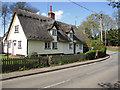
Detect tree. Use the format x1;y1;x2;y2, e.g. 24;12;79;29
10;2;39;13
1;2;39;36
1;3;10;35
106;28;119;46
107;0;120;28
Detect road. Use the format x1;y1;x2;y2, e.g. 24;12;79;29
2;51;119;88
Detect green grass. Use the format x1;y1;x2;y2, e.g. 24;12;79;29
107;49;120;52
0;56;11;59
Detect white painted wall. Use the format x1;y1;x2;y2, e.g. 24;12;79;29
4;15;27;56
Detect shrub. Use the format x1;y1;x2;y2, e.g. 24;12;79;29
31;52;38;58
93;44;106;58
86;50;96;60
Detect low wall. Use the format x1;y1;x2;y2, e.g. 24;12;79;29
107;46;120;50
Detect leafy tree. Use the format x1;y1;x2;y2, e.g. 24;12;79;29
79;13;116;41
106;29;119;46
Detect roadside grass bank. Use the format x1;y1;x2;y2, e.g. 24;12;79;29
107;49;120;52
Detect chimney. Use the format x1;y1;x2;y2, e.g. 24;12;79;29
48;6;55;19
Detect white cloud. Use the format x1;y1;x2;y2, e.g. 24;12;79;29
36;12;40;15
54;10;63;20
41;13;47;16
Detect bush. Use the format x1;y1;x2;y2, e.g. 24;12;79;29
31;52;38;58
86;50;96;60
93;44;106;58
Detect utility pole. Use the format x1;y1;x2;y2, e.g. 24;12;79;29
100;13;103;43
105;28;107;46
75;16;77;26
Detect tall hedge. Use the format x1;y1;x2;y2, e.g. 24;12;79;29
86;43;106;60
86;50;96;60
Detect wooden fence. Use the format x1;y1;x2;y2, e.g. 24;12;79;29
1;54;86;73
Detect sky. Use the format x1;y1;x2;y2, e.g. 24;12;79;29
0;0;118;37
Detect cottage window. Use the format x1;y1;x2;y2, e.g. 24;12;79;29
52;42;57;49
69;43;72;49
8;40;11;48
79;43;82;49
52;29;57;36
45;42;51;49
70;33;73;38
18;41;22;49
4;40;7;46
15;25;19;33
13;40;16;46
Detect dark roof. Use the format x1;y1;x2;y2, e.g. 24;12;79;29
8;9;85;43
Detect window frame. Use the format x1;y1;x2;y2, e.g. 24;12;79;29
18;41;22;49
69;43;73;49
70;32;73;39
45;42;51;49
79;43;82;50
8;40;11;48
52;42;57;49
15;25;19;33
52;29;57;36
13;40;16;46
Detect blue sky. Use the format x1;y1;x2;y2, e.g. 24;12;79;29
29;2;117;25
0;1;118;36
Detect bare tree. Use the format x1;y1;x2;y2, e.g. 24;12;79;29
1;3;10;35
10;2;39;13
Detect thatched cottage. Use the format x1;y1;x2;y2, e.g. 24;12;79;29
3;6;85;56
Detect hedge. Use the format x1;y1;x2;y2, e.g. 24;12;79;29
86;50;96;60
86;44;106;60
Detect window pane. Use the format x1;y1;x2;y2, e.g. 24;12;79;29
52;29;56;36
69;43;72;49
79;44;82;49
53;42;57;49
15;25;19;33
18;41;21;49
45;42;51;49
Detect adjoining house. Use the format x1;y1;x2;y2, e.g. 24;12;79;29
3;6;85;56
0;37;2;54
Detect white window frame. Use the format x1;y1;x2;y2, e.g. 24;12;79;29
15;25;19;33
45;42;51;49
13;40;16;46
52;29;57;36
69;43;73;49
79;43;82;49
8;40;11;48
70;33;73;39
52;42;57;49
18;41;22;49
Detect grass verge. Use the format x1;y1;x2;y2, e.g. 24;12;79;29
107;49;120;52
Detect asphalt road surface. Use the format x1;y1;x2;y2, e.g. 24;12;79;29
2;52;119;88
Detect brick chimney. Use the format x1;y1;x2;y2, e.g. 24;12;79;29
48;6;55;19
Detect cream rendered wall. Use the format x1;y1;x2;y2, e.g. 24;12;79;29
4;15;27;56
28;40;64;56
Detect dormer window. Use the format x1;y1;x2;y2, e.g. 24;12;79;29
52;29;57;36
70;33;73;38
15;25;19;33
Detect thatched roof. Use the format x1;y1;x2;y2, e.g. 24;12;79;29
8;9;85;43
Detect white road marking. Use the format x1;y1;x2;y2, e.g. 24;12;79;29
43;79;71;88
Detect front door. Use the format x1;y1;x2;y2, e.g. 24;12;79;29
74;43;76;54
12;40;16;55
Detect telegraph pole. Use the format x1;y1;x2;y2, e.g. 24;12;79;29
100;13;103;43
75;16;77;26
